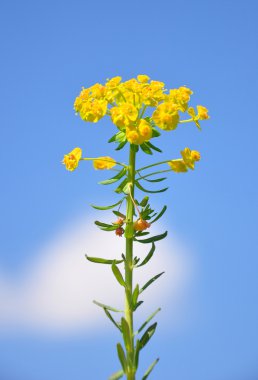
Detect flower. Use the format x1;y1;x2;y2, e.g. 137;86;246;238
126;119;152;145
167;159;188;173
166;86;193;112
93;156;116;170
134;219;151;231
141;80;165;106
110;104;138;128
80;99;107;123
115;227;124;237
197;105;209;120
152;102;179;130
62;147;82;171
137;75;150;83
181;147;201;170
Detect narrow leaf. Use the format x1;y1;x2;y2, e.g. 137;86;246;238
140;196;149;207
136;243;155;268
90;198;123;210
139;272;165;294
117;343;127;373
140;143;153;155
108;369;124;380
135;308;161;336
93;300;123;313
142;358;159;380
116;140;128;151
145;141;162;153
113;210;126;219
132;284;139;308
140;322;157;349
112;262;126;287
108;131;125;143
86;255;123;265
141;176;167;183
104;309;122;331
99;168;127;185
151;205;167;223
134;339;141;370
151;128;161;138
121;317;132;352
134;300;144;311
115;178;128;194
135;180;168;194
135;231;168;244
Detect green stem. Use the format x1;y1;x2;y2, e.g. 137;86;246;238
124;145;136;380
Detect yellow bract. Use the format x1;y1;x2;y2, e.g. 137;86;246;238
168;159;188;173
73;75;209;145
93;156;116;170
62;147;82;171
168;148;201;172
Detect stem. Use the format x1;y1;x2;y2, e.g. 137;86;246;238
124;145;136;380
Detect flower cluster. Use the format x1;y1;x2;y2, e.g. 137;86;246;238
168;147;201;173
73;75;209;145
62;148;116;172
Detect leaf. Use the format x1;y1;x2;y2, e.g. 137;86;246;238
135;180;168;194
145;141;162;153
86;255;123;265
116;343;127;373
132;284;139;309
142;358;159;380
116;140;128;151
135;308;161;336
112;262;126;287
140;322;157;350
121;317;132;352
99;168;127;185
115;178;128;194
93;300;123;313
91;198;124;210
134;300;144;311
95;221;119;231
136;243;155;268
134;339;141;370
113;210;126;219
108;130;126;143
139;272;165;294
140;196;149;207
151;128;161;138
104;309;122;331
135;231;168;244
141;176;167;183
151;205;167;223
108;369;124;380
140;143;153;155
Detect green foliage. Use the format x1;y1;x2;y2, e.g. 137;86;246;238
99;168;127;185
86;255;123;265
142;358;159;380
139;323;157;349
135;180;168;194
90;198;124;210
112;262;126;287
139;272;165;294
136;243;155;268
117;343;127;373
135;231;168;244
108;369;124;380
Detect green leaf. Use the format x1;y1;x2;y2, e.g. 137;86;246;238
141;176;167;183
134;339;141;370
134;308;161;336
145;141;162;153
140;322;157;350
151;128;161;138
115;178;128;194
140;196;149;207
108;369;124;380
116;343;127;374
86;255;123;265
108;130;126;143
113;210;126;219
90;198;124;210
134;300;144;311
142;358;159;380
116;140;128;151
132;284;139;309
136;243;155;268
93;300;123;313
95;221;119;231
121;317;132;352
139;272;165;294
112;262;126;287
135;180;168;194
99;168;127;185
104;309;122;331
135;231;168;244
151;205;167;223
140;143;153;155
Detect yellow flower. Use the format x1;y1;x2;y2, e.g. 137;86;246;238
167;159;188;173
138;119;152;140
197;105;209;120
62;147;82;171
89;83;106;99
181;147;201;170
141;80;165;106
110;104;138;128
106;76;122;89
126;119;152;145
167;86;193;112
137;75;150;83
80;99;107;122
152;102;179;130
93;156;116;170
126;127;142;145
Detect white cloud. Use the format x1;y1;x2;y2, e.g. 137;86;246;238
0;216;195;336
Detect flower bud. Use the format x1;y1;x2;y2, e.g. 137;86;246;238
115;227;124;237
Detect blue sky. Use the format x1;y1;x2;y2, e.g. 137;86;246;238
0;0;258;379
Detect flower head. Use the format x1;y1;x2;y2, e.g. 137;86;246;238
197;105;209;120
152;102;179;130
134;219;151;231
181;147;201;170
167;159;188;173
62;147;82;171
93;156;116;170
